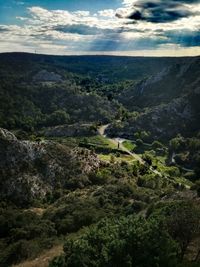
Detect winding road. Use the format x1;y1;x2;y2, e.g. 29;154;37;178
171;152;193;173
98;125;194;187
98;124;146;165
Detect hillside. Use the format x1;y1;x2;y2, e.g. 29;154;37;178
0;53;199;137
0;61;116;132
0;53;200;267
0;52;183;82
108;56;200;141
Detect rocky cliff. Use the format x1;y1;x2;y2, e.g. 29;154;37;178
0;128;100;206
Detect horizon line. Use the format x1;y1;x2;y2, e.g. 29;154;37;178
0;48;200;58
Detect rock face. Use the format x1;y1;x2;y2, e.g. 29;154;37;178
0;128;100;206
0;128;17;141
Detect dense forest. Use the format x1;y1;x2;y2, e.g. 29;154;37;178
0;53;200;267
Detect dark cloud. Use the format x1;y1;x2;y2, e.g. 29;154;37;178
53;24;126;37
0;26;9;32
172;0;200;2
53;25;114;36
54;25;101;35
117;0;200;23
88;28;200;52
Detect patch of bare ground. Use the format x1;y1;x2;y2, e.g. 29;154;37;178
13;245;63;267
24;208;46;216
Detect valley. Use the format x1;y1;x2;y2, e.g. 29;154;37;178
0;53;200;267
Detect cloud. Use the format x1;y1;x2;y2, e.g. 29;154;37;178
54;25;101;35
165;30;200;47
98;9;116;17
117;0;200;23
0;2;199;55
0;26;10;32
73;11;90;17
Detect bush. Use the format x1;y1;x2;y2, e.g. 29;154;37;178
46;110;70;126
49;255;66;267
152;140;164;149
136;139;143;146
184;172;196;182
142;152;153;166
89;169;110;185
149;201;200;261
165;166;180;177
61;216;179;267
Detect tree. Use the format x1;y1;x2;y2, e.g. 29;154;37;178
49;256;66;267
142;152;153;166
152;140;164;149
110;154;116;164
195;181;200;197
140;131;150;141
134;131;149;141
150;201;200;262
136;139;143;146
60;216;179;267
46;110;70;126
169;135;185;152
194;158;200;178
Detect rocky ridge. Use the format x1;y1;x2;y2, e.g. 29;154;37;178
0;128;100;206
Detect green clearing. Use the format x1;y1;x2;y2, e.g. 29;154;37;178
48;135;117;149
78;135;117;149
98;153;136;163
122;140;136;151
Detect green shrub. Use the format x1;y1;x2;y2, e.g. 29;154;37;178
49;255;66;267
61;215;179;267
152;140;164;149
136;139;143;146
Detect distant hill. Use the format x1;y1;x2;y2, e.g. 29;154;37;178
0;53;120;132
0;52;199;140
0;52;190;82
107;56;200;141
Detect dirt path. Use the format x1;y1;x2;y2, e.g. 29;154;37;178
98;125;195;185
97;124;110;137
98;124;144;165
98;124;164;177
13;245;63;267
172;152;194;173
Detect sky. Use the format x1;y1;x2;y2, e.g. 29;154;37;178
0;0;199;56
